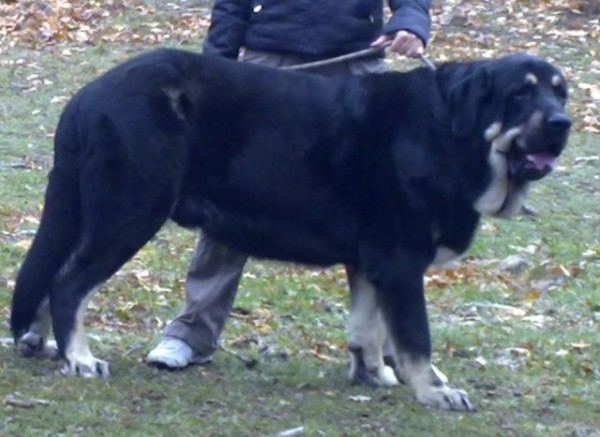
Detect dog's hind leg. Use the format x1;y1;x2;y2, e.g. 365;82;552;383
347;270;399;387
49;200;172;377
11;168;82;359
48;116;182;377
18;299;59;360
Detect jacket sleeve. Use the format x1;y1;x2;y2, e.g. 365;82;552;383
202;0;253;59
385;0;432;46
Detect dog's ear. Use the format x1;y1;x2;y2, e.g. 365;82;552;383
447;66;491;137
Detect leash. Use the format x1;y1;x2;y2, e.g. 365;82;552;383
280;40;436;71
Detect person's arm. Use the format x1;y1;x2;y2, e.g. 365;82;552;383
372;0;432;57
202;0;253;59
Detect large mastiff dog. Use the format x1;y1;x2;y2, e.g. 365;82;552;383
10;48;570;411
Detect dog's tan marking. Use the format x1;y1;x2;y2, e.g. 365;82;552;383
551;74;562;87
474;127;521;215
62;291;109;378
528;110;544;128
514;111;543;149
525;73;538;86
24;298;51;344
394;353;474;411
494;181;528;219
484;122;502;141
347;273;399;387
162;87;187;121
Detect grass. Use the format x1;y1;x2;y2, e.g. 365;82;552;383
1;2;600;436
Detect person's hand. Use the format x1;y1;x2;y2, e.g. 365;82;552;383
371;30;424;58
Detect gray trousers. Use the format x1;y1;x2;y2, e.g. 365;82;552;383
164;50;386;357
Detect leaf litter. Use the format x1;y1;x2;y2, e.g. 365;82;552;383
0;0;598;132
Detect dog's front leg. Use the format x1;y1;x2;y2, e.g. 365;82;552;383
365;253;475;411
346;270;399;387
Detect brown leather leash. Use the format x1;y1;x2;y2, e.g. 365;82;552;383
280;40;436;71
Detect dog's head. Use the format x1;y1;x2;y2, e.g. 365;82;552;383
443;53;570;217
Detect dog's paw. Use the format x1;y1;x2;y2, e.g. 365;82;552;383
43;340;60;360
352;365;400;387
17;333;44;358
416;386;475;412
17;333;58;360
61;356;110;378
373;364;400;386
349;351;400;387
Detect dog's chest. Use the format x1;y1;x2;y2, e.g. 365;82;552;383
429;215;479;267
431;245;463;267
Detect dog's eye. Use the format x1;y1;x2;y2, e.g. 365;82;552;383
512;84;533;100
554;85;567;101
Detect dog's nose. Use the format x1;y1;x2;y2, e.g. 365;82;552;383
546;113;571;131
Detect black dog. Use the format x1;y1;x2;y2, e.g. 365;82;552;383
10;49;570;411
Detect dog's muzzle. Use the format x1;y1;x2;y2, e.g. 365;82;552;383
509;112;571;182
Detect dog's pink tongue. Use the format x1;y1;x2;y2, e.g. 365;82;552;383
526;153;557;170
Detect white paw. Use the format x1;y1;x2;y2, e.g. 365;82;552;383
42;340;60;360
416;385;475;411
61;355;110;378
17;333;58;360
17;332;44;358
375;365;400;386
348;351;400;387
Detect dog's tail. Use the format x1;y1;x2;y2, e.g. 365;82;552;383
10;132;82;342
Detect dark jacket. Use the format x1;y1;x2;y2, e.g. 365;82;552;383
203;0;431;59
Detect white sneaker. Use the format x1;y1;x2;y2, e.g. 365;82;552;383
146;337;210;369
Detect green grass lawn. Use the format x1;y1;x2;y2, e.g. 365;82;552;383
1;2;599;436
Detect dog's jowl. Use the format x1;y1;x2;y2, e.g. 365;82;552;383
10;49;570;411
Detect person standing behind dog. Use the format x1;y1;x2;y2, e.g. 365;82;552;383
146;0;432;369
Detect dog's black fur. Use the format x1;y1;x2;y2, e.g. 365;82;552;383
10;48;570;410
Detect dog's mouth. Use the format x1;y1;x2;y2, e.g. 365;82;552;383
506;138;559;182
477;124;567;218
